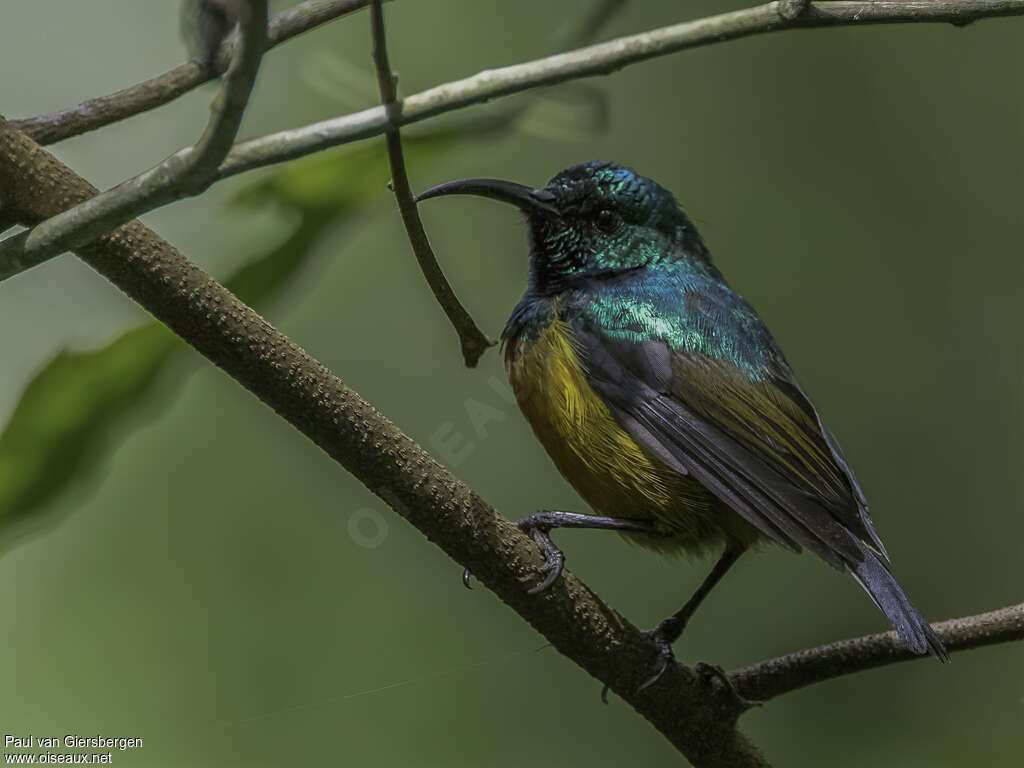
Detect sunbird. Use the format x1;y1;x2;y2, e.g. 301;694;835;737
418;162;948;685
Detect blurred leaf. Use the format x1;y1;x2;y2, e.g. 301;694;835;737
0;324;178;533
231;127;476;213
0;128;470;548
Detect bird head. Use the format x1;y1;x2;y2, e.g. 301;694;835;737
417;161;711;294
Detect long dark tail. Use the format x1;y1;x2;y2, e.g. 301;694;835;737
850;540;949;661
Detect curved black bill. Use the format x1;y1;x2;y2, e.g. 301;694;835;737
415;178;558;216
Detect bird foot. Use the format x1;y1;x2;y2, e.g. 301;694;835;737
599;627;676;703
602;658;763;708
460;512;567;593
694;662;762;710
637;627;676;692
516;513;566;594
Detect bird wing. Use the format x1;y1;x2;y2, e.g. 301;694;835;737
567;295;887;570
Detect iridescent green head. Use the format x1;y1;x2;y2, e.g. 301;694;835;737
417;161;711;294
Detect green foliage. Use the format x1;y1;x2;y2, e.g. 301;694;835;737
0;131;465;544
0;324;178;532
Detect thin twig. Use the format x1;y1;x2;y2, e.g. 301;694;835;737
5;0;1021;282
730;602;1024;702
369;0;494;367
10;0;375;146
0;1;269;278
217;0;1024;178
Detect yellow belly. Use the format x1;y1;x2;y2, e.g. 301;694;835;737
506;318;759;556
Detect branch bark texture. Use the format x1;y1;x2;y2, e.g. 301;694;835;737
731;602;1024;701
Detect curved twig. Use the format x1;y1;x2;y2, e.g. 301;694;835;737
218;0;1024;178
4;0;1021;282
369;0;494;367
10;0;376;146
0;0;269;277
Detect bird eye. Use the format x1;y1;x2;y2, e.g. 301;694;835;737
596;208;618;233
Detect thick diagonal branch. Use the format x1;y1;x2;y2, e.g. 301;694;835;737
369;0;494;367
0;117;773;768
4;115;1024;766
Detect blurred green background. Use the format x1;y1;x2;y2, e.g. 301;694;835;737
1;1;1022;765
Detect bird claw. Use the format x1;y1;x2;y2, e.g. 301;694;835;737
516;514;566;594
695;662;762;710
600;628;675;703
459;512;568;593
526;545;564;594
636;627;676;693
602;658;762;709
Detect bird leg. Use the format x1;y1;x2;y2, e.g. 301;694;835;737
461;510;658;593
636;545;745;692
